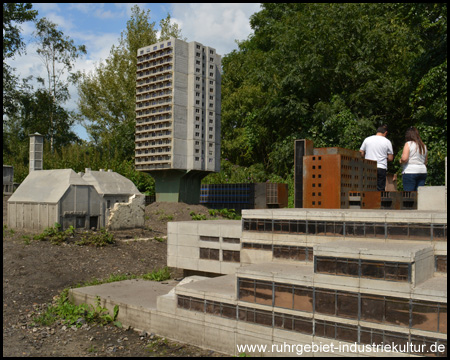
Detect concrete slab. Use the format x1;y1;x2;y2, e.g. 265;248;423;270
69;279;177;309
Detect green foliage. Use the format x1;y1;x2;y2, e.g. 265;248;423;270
33;223;75;245
34;292;120;328
75;228;115;247
190;211;207;221
142;267;171;282
208;208;241;220
77;5;185;161
221;3;446;183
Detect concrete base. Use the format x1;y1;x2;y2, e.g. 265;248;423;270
149;169;209;204
417;186;447;211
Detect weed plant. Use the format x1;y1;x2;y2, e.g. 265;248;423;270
33;223;75;245
142;267;171;281
75;228;115;247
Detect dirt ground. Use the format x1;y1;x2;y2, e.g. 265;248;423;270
3;196;227;357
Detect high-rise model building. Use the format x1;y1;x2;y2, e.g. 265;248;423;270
135;38;221;203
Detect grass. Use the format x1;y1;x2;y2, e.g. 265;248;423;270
142;266;171;281
33;266;173;329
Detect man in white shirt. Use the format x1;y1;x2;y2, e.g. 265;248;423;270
360;126;394;191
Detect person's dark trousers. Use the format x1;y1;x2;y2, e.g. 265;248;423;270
376;168;387;191
402;173;427;191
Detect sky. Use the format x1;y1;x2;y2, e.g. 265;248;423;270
7;3;262;141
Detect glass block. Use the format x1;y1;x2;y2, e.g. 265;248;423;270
316;221;326;236
293;317;313;335
364;223;376;237
246;308;256;323
336;324;358;342
274;284;293;309
409;223;431;240
385;297;410;327
359;327;372;344
280;247;291;259
223;237;240;244
385;263;409;282
307;248;314;261
255;310;272;326
273;246;282;258
433;225;447;241
435;255;447;273
212;302;221;316
199;248;208;259
243;220;250;231
410;336;434;356
222;250;233;262
334;222;344;236
293;286;313;312
257;220;265;231
178;295;187;309
361;295;384;323
307;221;316;234
371;332;384;346
315;290;336;315
336;292;358;319
384;331;409;349
297;221;307;234
439;305;447;334
375;224;386;238
281;221;289;233
292;247;307;261
361;261;384;279
412;301;439;332
232;251;240;262
354;223;365;237
325;222;335;236
222;304;236;319
289;220;298;233
238;307;247;321
283;315;293;330
335;259;358;276
316;257;337;275
274;314;283;328
264;220;273;232
273;220;282;232
239;279;255;302
205;301;214;314
314;321;325;337
255;281;273;305
210;248;219;260
191;298;204;312
387;223;409;239
324;322;336;339
345;223;356;237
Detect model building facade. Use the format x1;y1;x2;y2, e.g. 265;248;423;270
135;38;221;202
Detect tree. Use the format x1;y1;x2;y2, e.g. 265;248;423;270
77;5;185;161
33;18;86;152
3;3;37;119
220;3;446;182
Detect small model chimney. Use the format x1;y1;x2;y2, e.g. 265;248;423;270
29;133;44;172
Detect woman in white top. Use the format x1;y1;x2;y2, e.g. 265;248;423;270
399;127;428;191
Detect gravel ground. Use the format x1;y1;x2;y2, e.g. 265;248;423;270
3;196;226;357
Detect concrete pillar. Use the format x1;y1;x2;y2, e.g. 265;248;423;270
150;169;208;204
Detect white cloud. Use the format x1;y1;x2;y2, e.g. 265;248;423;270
170;3;260;55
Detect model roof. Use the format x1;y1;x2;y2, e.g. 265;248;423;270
8;169;89;203
82;170;141;196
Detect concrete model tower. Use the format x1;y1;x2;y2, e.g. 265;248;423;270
29;132;44;172
135;38;221;203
